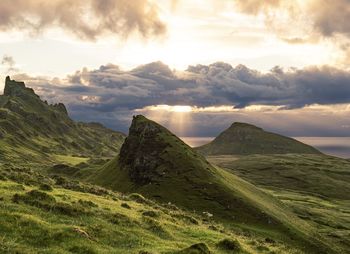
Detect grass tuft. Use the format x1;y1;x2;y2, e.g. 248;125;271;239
216;238;242;252
176;243;211;254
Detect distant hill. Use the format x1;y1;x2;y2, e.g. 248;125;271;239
196;122;321;155
89;115;335;253
0;77;125;163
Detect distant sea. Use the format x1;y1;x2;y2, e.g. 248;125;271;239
294;137;350;159
180;136;350;159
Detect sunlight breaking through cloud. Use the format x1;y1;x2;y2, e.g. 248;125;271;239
136;104;284;113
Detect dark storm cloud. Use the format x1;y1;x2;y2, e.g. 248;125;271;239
10;61;350;135
0;0;166;40
15;61;350;112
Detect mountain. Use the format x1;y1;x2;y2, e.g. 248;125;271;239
196;122;321;155
0;77;125;163
90;115;335;253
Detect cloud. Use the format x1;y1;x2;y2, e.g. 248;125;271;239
15;61;350;111
1;55;15;66
234;0;350;42
234;0;283;15
309;0;350;38
1;55;18;72
9;61;350;135
1;55;15;67
232;0;350;68
0;0;166;40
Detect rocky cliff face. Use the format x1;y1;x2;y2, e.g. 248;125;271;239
4;76;38;98
52;103;68;115
119;115;175;185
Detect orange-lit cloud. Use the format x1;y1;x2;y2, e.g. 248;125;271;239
0;0;166;40
234;0;350;42
137;104;284;113
234;0;283;15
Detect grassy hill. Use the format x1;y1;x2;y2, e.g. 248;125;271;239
207;154;350;253
88;115;338;253
0;165;311;254
0;77;125;164
196;122;321;155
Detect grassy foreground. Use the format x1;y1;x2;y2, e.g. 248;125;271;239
0;172;305;254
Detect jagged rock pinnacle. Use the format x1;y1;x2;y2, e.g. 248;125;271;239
118;115;207;186
118;115;170;185
3;76;36;97
52;103;68;115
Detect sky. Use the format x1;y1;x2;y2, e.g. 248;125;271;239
0;0;350;137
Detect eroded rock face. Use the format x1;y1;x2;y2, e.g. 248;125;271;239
52;103;68;115
4;76;37;98
119;115;168;185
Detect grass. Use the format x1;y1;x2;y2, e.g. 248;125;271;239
208;154;350;253
207;154;350;200
0;178;303;254
52;155;89;166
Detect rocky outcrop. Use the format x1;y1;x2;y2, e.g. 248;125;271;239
118;115;169;185
52;103;68;115
4;76;38;98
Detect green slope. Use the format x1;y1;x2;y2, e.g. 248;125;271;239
0;77;125;164
89;115;337;253
208;154;350;253
196;122;321;155
1;170;309;254
207;154;350;200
